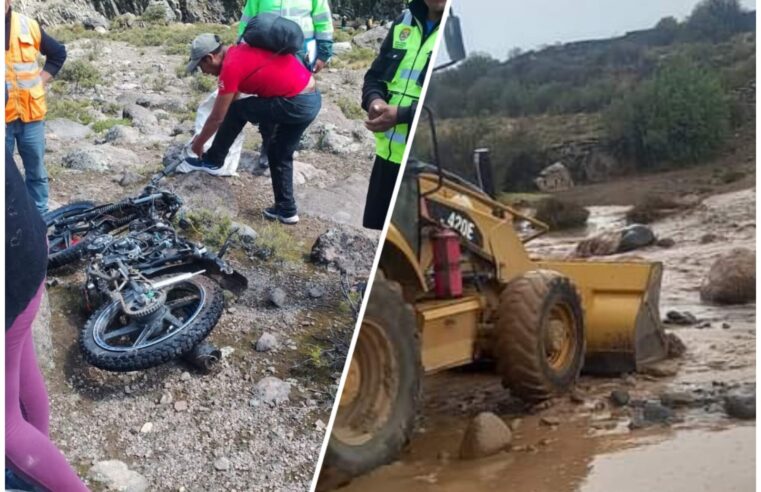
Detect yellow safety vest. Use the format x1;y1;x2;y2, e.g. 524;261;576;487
374;10;439;164
5;12;46;123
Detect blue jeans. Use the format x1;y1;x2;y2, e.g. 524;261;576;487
205;91;321;216
6;120;48;215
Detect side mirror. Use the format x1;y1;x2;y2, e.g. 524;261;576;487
444;12;466;63
473;148;496;199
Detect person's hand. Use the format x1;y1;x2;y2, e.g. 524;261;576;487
312;59;326;73
40;71;52;86
190;136;205;158
367;99;388;120
365;104;398;133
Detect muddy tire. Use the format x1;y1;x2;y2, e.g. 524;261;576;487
80;275;224;372
321;277;421;488
495;270;584;403
44;201;97;270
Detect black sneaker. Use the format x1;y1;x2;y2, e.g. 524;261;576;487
263;206;299;225
184;156;221;171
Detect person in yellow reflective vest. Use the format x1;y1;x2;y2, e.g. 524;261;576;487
361;0;445;230
237;0;334;170
5;0;67;214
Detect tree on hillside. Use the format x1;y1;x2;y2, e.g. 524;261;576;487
686;0;747;41
653;16;681;44
606;57;729;167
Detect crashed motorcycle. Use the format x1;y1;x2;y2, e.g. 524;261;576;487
77;210;247;372
43;161;184;270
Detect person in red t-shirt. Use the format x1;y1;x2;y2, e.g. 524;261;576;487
185;33;321;225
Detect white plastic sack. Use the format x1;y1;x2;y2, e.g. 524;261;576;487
176;89;246;176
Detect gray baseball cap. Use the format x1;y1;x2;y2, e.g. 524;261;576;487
186;33;222;74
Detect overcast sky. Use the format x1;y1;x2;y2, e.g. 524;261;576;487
450;0;757;60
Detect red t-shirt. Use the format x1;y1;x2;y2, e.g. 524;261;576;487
218;44;310;98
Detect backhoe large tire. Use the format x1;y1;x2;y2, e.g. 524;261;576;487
495;270;584;403
320;276;421;490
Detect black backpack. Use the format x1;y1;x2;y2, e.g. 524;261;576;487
240;13;304;55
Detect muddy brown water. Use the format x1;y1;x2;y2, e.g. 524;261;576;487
340;189;756;492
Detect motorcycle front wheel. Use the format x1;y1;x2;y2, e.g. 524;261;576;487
80;275;224;372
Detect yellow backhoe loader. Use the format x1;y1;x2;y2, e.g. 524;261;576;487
319;12;670;488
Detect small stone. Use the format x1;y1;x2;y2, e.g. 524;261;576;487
460;412;512;460
569;390;586;404
220;346;235;359
722;322;731;329
181;372;191;381
269;288;287;308
660;391;696;408
252;377;291;406
46;277;60;287
642;401;675;423
159;393;173;405
640;361;679;378
255;333;279;352
508;418;522;432
174;401;188;412
124;385;133;395
656;237;675;248
540;416;561;427
665;310;698;325
88;460;148;492
622;375;637;387
214;457;231;471
315;419;326;431
610;389;630;407
308;286;325;299
700;233;718;244
140;422;154;433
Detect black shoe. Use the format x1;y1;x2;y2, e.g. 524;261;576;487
263;206;299;225
184;156;221;171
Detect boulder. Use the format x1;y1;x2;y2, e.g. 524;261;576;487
88;460;148;492
351;25;389;50
310;226;376;275
534;197;589;230
82;13;110;30
135;93;186;113
725;393;755;420
460;412;512;460
103;125;141;146
333;41;353;56
534;162;574;192
575;224;655;258
61;144;141;172
122;104;159;133
46;118;92;141
171;172;239;219
293;161;327;186
700;248;755;304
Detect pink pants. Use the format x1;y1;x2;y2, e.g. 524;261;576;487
5;282;90;491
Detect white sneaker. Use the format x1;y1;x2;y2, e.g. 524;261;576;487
263;207;299;225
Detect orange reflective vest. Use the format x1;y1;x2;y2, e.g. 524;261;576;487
5;12;47;123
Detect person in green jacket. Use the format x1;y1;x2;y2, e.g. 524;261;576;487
238;0;334;170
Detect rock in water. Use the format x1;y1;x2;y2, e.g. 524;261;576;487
700;248;755;304
725;394;755;420
460;412;512;460
88;460;148;492
618;224;656;252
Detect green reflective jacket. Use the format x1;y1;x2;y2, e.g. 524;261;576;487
373;9;439;164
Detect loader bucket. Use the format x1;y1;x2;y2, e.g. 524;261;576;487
536;259;669;375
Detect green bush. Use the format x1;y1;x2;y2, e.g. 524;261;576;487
686;0;748;42
606;57;730;167
57;59;101;93
46;99;94;125
142;3;168;24
331;47;376;69
92;118;131;133
336;96;364;120
191;74;216;93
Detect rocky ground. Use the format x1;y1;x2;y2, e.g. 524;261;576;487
18;19;392;492
338;163;756;491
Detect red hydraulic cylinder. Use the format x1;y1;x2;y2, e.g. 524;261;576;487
432;228;463;298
